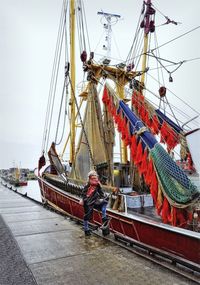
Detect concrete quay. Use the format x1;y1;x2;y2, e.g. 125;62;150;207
0;184;197;285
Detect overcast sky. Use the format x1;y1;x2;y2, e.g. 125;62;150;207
0;0;200;169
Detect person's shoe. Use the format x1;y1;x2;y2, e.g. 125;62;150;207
102;216;110;224
101;216;110;230
101;217;110;236
84;229;92;236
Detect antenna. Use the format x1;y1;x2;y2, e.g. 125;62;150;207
97;11;121;63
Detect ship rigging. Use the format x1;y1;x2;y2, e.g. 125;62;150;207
37;0;200;265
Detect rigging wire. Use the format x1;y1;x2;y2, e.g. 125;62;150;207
42;1;64;152
126;4;143;64
112;30;121;60
68;76;95;168
145;56;200;72
82;0;91;53
165;94;181;127
80;3;86;50
152;2;181;27
148;51;184;76
139;96;193;131
64;1;69;64
150;25;200;52
151;2;170;18
92;55;199;130
126;25;200;68
147;72;200;117
154;31;165;86
45;10;66;153
105;84;179;153
93;31;106;53
134;30;144;71
42;0;67;153
154;32;162;111
76;3;83;53
54;78;69;145
90;60;194;145
95;61;192;136
144;85;198;130
76;0;91;55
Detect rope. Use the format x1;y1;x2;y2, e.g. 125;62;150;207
108;76;184;142
90;58;196;141
126;25;200;68
134;31;144;71
45;14;66;153
64;1;69;63
150;25;200;52
126;4;143;64
148;51;184;76
139;95;194;130
143;86;192;132
99;67;183;139
82;0;91;53
154;31;163;108
112;30;121;60
42;0;67;154
80;2;86;51
68;76;95;168
76;3;83;53
54;78;69;145
76;0;91;55
146;72;200;117
94;31;106;53
106;85;185;161
95;57;196;132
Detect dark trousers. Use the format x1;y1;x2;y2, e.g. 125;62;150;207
83;200;107;221
83;199;107;231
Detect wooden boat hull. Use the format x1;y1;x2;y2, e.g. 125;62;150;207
38;176;200;265
2;177;28;187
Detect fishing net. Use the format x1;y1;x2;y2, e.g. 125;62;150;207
70;83;107;181
150;143;199;207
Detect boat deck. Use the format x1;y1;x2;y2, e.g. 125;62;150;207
127;206;161;222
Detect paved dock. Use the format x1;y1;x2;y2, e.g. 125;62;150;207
0;184;197;285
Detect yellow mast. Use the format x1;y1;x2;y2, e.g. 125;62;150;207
116;77;128;163
69;0;76;163
141;34;149;85
132;0;152;189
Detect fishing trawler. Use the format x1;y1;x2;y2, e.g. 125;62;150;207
36;0;200;264
2;167;28;187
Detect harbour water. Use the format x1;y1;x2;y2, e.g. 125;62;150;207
2;180;42;203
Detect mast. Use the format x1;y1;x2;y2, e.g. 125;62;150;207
117;76;128;163
98;11;128;163
97;11;121;61
69;0;76;163
132;0;154;189
141;0;152;85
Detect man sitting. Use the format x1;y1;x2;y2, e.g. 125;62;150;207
81;170;109;236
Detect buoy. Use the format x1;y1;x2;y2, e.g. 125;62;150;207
159;86;166;97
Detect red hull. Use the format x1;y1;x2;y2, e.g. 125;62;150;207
38;177;200;265
19;181;28;186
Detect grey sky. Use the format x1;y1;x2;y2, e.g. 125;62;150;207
0;0;200;169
